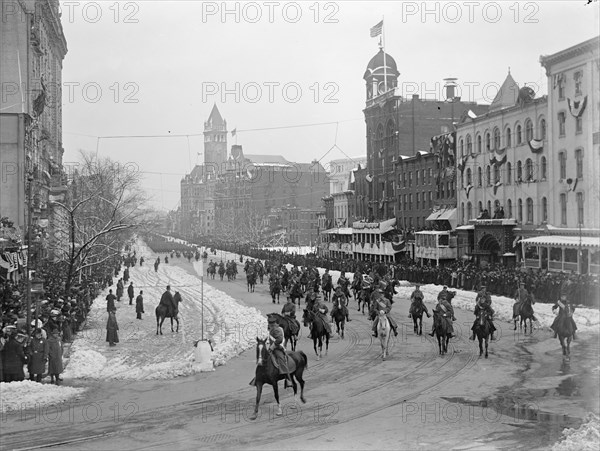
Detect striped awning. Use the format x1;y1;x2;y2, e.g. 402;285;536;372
521;235;600;250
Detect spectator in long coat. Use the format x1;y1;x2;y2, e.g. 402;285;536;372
106;308;119;346
127;282;135;305
47;329;63;384
106;289;116;312
2;328;26;382
27;329;48;382
136;291;145;320
116;279;124;302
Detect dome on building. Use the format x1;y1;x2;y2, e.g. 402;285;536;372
363;49;400;80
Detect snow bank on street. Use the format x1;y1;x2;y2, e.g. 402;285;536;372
552;413;600;451
63;240;266;380
0;381;86;412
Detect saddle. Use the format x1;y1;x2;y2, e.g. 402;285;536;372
270;349;296;375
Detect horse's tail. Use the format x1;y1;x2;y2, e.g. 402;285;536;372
299;351;308;369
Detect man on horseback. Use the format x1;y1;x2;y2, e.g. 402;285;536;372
337;271;351;299
513;282;537;321
470;285;496;341
160;285;176;318
551;293;577;340
308;297;332;339
267;316;292;387
371;284;399;338
428;292;456;338
409;284;431;319
331;286;351;322
281;297;300;336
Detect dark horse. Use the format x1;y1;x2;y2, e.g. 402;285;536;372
474;310;492;358
331;296;346;339
267;313;299;351
155;292;183;335
302;309;330;360
553;303;576;358
357;289;370;315
410;300;427;336
322;278;333;302
513;295;536;333
247;271;257;292
432;310;451;355
270;279;281;304
249;338;307;420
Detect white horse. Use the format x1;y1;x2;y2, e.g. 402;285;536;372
377;310;391;360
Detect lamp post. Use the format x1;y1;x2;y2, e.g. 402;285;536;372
31;278;45;330
25;173;34;336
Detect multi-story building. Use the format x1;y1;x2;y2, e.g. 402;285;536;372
520;37;600;274
0;0;68;262
328;156;366;194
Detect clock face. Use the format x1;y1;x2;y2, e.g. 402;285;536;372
378;82;387;94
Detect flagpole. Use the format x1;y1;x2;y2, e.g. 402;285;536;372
382;16;387;92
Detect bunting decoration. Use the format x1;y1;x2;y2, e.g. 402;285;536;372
567;177;579;192
467;110;478;120
568;96;587;118
493;181;503;195
0;252;19;273
366;174;373;183
495;146;506;155
32;75;47;118
512;236;521;249
457;155;469;174
529;139;544;154
391;239;406;252
490;154;507;167
466;183;473;199
21;249;27;267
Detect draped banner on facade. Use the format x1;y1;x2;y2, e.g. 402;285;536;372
528;139;544;154
568;96;587;118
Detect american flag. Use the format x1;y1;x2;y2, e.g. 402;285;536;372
370;20;383;37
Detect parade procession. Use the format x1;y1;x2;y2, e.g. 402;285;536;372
1;2;599;450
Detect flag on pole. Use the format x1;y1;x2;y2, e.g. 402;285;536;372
370;20;383;37
231;129;237;137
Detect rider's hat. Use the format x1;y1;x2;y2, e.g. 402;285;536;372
267;316;277;324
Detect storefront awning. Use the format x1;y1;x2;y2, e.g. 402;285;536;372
426;208;457;230
521;235;600;250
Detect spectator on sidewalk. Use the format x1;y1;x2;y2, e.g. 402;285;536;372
127;282;134;305
136;291;145;320
106;308;119;347
27;329;48;383
47;329;63;384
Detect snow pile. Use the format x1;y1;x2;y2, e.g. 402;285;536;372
64;348;107;379
552;413;600;451
0;380;86;412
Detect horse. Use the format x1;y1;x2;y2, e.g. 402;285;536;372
474;311;492;358
257;265;265;284
331;296;346;339
218;264;225;281
302;309;330;360
321;278;333;302
155;292;183;335
351;277;362;301
376;310;391;360
248;338;307;420
247;271;257;292
289;282;303;306
357;290;370;315
410;300;426;336
513;295;536;333
270;279;281;304
207;263;216;280
432;310;451;355
553;304;576;358
267;313;298;351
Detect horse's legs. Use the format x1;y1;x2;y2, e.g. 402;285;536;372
170;317;174;333
250;383;263;420
437;335;442;355
159;316;165;335
313;338;319;360
419;316;423;336
485;337;489;358
478;336;483;356
272;382;282;416
325;335;329;355
295;371;306;404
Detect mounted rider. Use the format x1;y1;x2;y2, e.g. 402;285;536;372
304;285;318;310
308;297;332;339
551;292;577;340
337;271;351;298
160;285;176;318
429;290;456;338
321;269;332;288
409;284;431;319
470;285;496;340
267;316;292;387
514;282;537;321
370;282;399;338
281;297;301;336
331;285;351;322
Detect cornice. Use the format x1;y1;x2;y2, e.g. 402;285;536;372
539;36;599;70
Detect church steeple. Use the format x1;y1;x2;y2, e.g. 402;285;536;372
203;104;228;172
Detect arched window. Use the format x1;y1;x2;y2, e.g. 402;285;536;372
493;127;501;149
518;198;523;223
506;127;512;148
485;131;491;151
516;124;522;145
487;200;492;214
541;156;547;180
467;202;472;220
525;158;534;181
486;165;491;185
542;197;548;222
494;164;500;183
478;167;483;187
478;201;483;216
477;135;482;153
459;138;464;157
517;160;523;181
466;168;472;185
460;171;464;189
526;198;534;223
386;120;395;150
466;134;472;153
461;202;465;223
525;118;533;142
507;199;513;218
540;118;546;140
506;162;512;184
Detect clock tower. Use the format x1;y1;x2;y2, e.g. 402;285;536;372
203;104;227;174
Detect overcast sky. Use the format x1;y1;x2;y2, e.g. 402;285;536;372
60;1;599;211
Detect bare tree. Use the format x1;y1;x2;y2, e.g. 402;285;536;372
50;152;148;292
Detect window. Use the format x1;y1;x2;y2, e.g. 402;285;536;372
494;165;500;183
506;127;512;148
487;200;492;214
507;199;513;218
541;156;547;180
517;161;522;181
516;125;522;144
506;162;512;184
558;78;565;99
416;170;419;185
478;201;483;216
540;118;546;140
576;116;583;133
485;131;491;151
477;135;482;153
558;112;566;137
577;192;584;225
574;70;583;96
525;159;534;181
478;167;482;187
518;199;523;223
559;151;567;179
416;192;420;209
466;168;472;185
493;127;501;149
428;168;432;184
409;194;413;210
542;197;548;222
459;138;464;157
408;171;412;186
460;171;464;189
560;193;567;225
466;135;472;153
525;119;533;142
467;202;472;220
486;165;491;185
429;191;433;208
526;198;534;223
575;148;583;179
